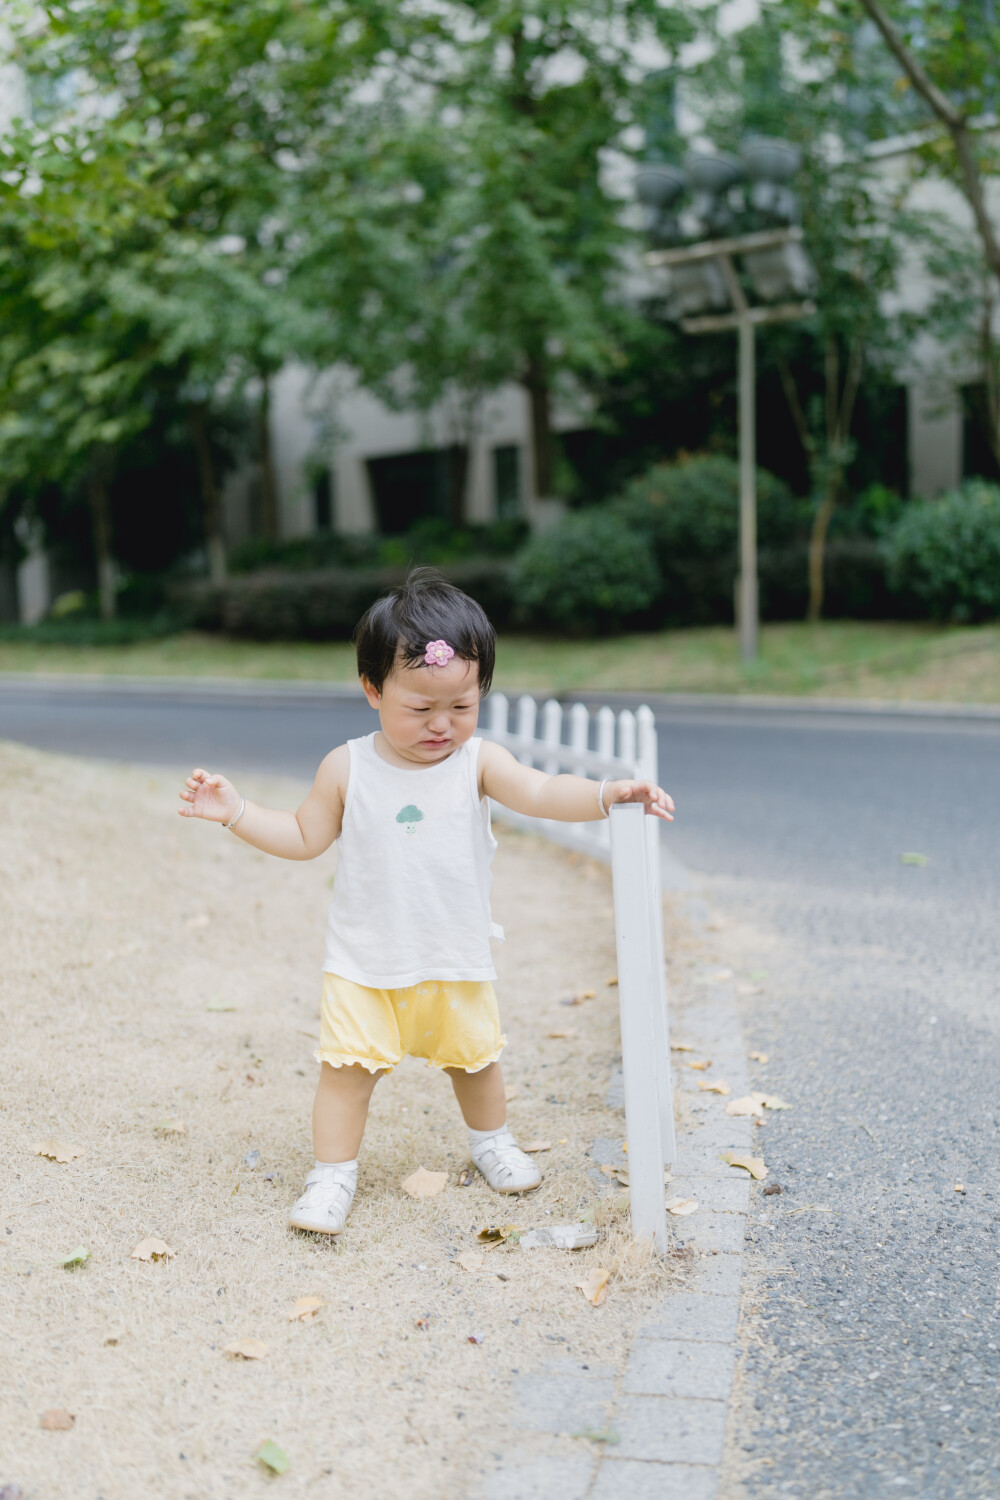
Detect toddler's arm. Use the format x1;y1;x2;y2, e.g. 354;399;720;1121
479;741;674;823
177;745;348;860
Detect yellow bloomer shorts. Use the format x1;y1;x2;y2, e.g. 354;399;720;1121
316;974;506;1075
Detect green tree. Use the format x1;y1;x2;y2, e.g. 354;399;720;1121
333;0;696;512
689;6;920;619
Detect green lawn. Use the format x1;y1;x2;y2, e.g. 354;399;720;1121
1;621;1000;702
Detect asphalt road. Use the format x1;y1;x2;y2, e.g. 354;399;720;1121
2;679;998;1497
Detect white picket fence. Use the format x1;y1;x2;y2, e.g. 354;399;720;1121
483;693;659;858
484;693;676;1249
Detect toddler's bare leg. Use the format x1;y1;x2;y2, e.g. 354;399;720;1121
312;1062;385;1161
445;1060;506;1131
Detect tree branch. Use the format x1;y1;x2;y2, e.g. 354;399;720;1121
857;0;1000;284
776;356;815;457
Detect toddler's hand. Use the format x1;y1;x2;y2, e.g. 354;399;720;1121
606;779;675;822
178;768;242;824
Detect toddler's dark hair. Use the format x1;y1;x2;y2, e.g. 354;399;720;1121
354;568;496;695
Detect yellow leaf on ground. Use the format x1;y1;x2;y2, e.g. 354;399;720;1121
130;1238;176;1262
36;1140;84;1164
455;1251;484;1272
39;1408;75;1430
697;1079;731;1095
688;1059;712;1071
726;1093;769;1116
153;1118;186;1136
576;1268;610;1306
721;1151;768;1180
401;1166;447;1198
671;1042;695;1052
476;1224;524;1247
224;1338;268;1359
665;1197;699;1216
504;1085;519;1101
606;975;618;987
749;1050;769;1062
523;1140;552;1152
288;1297;325;1322
581;989;596;999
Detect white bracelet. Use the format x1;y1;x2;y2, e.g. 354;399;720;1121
597;779;610;819
224;795;246;832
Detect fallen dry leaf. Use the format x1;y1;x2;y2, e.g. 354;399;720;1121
288;1297;325;1323
749;1050;769;1062
36;1140;84;1164
721;1151;768;1180
477;1224;523;1248
455;1251;484;1272
762;1183;782;1196
504;1085;519;1102
665;1197;699;1216
546;1030;572;1039
606;975;618;987
696;1078;731;1095
671;1042;695;1052
224;1338;268;1360
130;1238;176;1262
467;1332;485;1345
296;1028;321;1041
576;1267;610;1306
153;1118;186;1136
759;1094;792;1110
726;1092;769;1116
458;1167;475;1187
954;1184;965;1193
401;1166;447;1198
523;1140;552;1153
39;1408;75;1431
688;1059;712;1072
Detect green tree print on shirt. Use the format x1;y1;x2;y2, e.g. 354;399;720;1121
396;805;424;836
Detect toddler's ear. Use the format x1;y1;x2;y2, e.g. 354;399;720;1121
360;677;381;709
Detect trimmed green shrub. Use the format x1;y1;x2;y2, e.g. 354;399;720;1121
611;455;801;624
175;559;516;640
512;508;662;634
884;480;1000;621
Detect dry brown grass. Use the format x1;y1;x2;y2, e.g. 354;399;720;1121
0;742;688;1498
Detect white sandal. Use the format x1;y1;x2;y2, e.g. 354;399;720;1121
288;1164;357;1234
470;1130;542;1194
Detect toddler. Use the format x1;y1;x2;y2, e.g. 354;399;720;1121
178;571;673;1235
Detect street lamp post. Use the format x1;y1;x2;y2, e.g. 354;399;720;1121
646;227;815;664
637;139;816;665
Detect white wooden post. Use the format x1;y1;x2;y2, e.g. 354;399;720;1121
515;694;537;764
488;692;509;738
595;706;615;853
636;705;675;1162
610;801;671;1251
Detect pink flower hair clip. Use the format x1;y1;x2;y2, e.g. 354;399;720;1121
423;639;455;667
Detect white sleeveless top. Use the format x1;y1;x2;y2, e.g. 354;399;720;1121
323;733;503;989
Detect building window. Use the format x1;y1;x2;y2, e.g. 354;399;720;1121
313;468;333;531
493;445;522;518
961;384;1000;481
367;446;468;534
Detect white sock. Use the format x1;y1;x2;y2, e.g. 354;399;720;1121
314;1157;358;1174
468;1125;508;1151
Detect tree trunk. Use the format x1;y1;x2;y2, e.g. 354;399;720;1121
524;356;554;503
807;480;839;624
257;374;278;544
188;403;227;585
87;465;116;622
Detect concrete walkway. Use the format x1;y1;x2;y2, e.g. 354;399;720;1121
476;894;752;1500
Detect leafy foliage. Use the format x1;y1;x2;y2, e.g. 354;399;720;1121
513;508;662;634
884;481;1000;621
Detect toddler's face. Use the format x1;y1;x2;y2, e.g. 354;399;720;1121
362;655;481;765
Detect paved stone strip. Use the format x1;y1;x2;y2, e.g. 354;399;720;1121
475;897;753;1499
